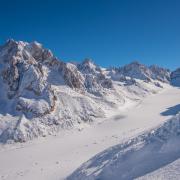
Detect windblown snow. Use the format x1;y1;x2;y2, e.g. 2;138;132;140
0;39;180;180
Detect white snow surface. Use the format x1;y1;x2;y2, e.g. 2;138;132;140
0;86;179;180
68;111;180;180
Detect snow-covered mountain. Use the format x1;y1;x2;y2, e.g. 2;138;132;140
108;61;171;83
0;40;178;143
109;61;152;82
149;65;171;83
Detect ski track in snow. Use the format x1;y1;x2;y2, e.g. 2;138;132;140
0;87;180;180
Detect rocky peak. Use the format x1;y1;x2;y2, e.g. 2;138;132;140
0;40;53;98
58;61;85;90
25;41;54;63
108;62;172;84
149;65;170;83
116;61;152;81
123;61;149;72
0;40;57;118
78;58;101;74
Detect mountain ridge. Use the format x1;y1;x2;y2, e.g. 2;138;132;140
0;39;179;143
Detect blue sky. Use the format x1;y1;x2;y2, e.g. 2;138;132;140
0;0;180;70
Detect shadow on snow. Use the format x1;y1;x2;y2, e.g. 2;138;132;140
67;114;180;180
161;104;180;116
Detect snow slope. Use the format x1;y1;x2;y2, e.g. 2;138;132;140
137;158;180;180
0;86;179;180
68;113;180;180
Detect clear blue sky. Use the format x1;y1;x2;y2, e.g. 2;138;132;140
0;0;180;70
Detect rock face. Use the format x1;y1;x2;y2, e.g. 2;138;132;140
0;40;173;143
78;59;113;95
149;65;171;83
171;68;180;86
0;40;56;117
116;61;152;81
59;61;85;90
108;61;171;84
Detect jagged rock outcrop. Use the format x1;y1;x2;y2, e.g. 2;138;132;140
108;62;171;85
58;61;85;90
78;59;101;74
149;65;170;83
116;61;152;81
0;40;56;118
78;59;113;95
